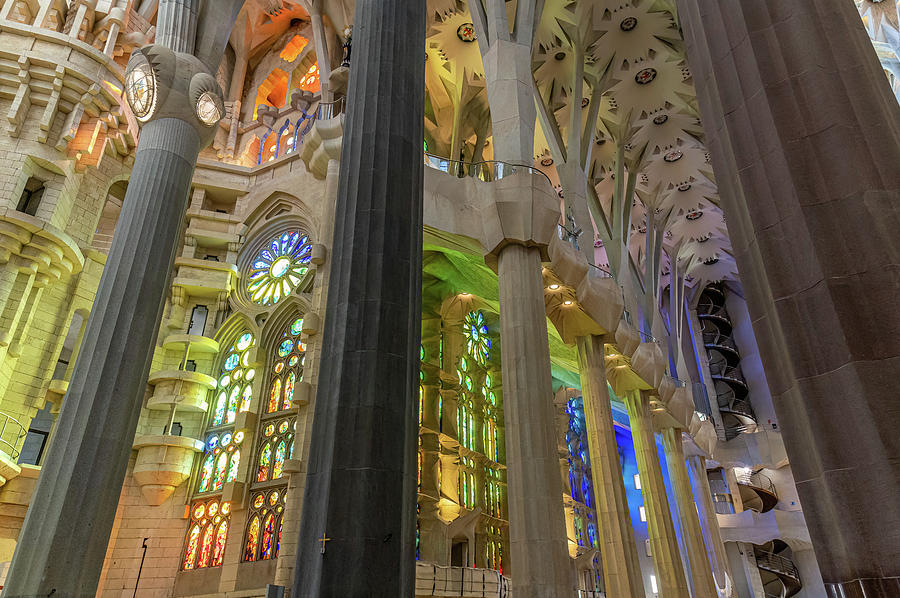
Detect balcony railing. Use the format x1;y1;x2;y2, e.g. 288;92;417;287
423;153;553;188
316;96;345;120
415;563;510;597
0;412;27;461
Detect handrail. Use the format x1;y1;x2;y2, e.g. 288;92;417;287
736;470;777;496
0;411;27;460
316;96;345;120
423;152;554;189
754;551;800;581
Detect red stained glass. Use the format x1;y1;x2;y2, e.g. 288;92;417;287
257;443;271;482
260;514;276;559
283;372;295;410
245;516;260;561
183;524;200;570
198;524;214;568
214;453;228;491
268;378;282;413
212;521;228;566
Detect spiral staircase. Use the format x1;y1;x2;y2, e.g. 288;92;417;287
697;284;757;440
754;540;802;597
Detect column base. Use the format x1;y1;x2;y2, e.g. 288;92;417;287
826;577;900;598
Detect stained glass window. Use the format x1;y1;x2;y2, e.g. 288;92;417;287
182;499;231;570
247;231;312;305
243;489;286;562
256;416;295;483
462;311;491;365
266;318;306;414
458;456;476;508
212;333;256;426
198;431;243;493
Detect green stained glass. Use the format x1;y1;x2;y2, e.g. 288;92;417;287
240;385;253;412
227;450;240;482
288;355;299;367
463;311;491;364
278;340;293;357
273;441;286;479
247;232;312;305
290;318;303;335
213;392;227;425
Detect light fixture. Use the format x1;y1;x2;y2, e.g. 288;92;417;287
633;473;641;490
639;506;647;522
196;91;222;125
563;300;573;306
548;283;560;290
124;56;158;123
650;574;658;594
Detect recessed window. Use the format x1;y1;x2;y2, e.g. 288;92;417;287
17;177;44;216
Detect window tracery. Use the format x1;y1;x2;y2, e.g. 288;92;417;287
243;489;286;562
247;232;312;306
182;498;231;570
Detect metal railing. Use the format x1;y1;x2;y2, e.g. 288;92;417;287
423;153;554;188
316;96;345;120
754;551;801;581
736;470;777;497
0;412;27;460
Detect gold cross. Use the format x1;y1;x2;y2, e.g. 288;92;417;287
318;532;332;554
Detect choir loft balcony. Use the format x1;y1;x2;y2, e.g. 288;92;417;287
754;540;802;598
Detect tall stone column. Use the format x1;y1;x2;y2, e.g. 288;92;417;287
660;428;718;598
575;334;644;598
623;390;690;598
1;2;243;596
497;243;573;597
687;455;734;595
676;2;900;595
292;1;424;595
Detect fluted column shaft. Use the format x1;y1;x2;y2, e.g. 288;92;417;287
2;118;201;598
497;244;573;597
292;1;424;595
575;335;643;598
687;455;734;594
623;390;690;598
660;428;718;598
676;2;900;595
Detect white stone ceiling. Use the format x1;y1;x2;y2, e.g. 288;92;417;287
424;0;740;296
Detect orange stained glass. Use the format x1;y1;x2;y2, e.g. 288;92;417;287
183;524;200;569
258;443;271;482
268;378;282;413
280;35;309;62
212;521;228;566
245;516;260;561
214;452;227;490
254;68;289;118
199;454;214;492
283;372;295;410
198;524;214;568
273;441;286;480
297;63;320;93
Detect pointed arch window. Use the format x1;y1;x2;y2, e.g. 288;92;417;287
255;416;295;483
243;489;286;562
182;498;231;570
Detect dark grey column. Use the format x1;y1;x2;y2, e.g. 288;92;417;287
676;2;900;597
292;0;425;596
2;1;242;596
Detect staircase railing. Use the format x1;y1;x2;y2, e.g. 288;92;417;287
0;411;27;461
316;96;345;120
754;551;801;581
737;470;777;497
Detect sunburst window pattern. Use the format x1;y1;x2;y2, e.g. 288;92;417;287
247;232;312;305
463;310;491;365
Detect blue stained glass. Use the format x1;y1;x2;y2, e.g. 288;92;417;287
278;340;293;357
224;353;239;371
207;436;219;450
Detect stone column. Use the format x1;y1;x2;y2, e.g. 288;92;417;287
292;1;424;595
497;243;573;597
2;2;240;595
676;2;900;595
660;428;718;598
575;334;644;598
307;2;333;102
687;455;734;595
623;390;690;598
